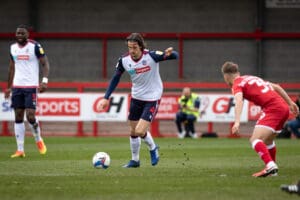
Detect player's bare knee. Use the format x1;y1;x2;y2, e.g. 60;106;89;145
134;129;145;137
26;114;36;124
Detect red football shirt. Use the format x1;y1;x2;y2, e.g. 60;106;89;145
232;75;289;131
232;75;285;108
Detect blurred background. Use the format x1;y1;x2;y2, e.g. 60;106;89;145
1;0;300;82
0;0;299;137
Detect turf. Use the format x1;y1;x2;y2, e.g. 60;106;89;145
0;136;299;200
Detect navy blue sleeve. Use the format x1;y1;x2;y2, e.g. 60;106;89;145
104;59;125;99
149;50;179;62
9;53;14;62
34;43;46;58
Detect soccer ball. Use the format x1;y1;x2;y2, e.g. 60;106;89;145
92;152;110;169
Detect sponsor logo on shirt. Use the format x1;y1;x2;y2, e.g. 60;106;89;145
135;66;151;74
17;55;30;60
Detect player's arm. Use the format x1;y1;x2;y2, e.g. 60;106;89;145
149;47;179;62
39;56;50;93
232;92;244;134
5;55;15;99
35;43;50;93
97;59;124;111
271;83;299;116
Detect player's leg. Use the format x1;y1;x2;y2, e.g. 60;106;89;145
11;108;26;158
251;106;289;177
137;100;160;166
123;99;143;168
25;88;46;154
136;119;155;149
250;127;278;177
122;120;141;168
11;88;26;158
267;141;276;162
135;119;159;166
26;109;46;154
281;180;300;195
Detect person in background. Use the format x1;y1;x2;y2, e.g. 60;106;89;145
4;24;49;158
221;61;298;177
175;87;200;139
286;94;300;138
97;33;178;168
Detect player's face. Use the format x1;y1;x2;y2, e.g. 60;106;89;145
128;41;142;60
15;28;28;45
223;74;233;87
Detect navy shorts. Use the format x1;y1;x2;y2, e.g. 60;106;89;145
128;98;160;122
11;88;38;109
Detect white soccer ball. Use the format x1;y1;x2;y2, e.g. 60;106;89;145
92;152;110;169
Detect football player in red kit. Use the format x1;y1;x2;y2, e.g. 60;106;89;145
221;61;299;177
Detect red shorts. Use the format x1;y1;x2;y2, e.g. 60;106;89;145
256;102;290;133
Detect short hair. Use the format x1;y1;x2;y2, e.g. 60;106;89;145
17;24;29;31
126;33;146;51
221;61;239;74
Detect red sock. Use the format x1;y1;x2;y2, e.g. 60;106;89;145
252;139;273;165
267;142;276;162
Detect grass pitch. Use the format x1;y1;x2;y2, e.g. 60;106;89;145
0;136;299;200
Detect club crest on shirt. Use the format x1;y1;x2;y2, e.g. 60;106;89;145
39;47;44;54
155;51;163;55
142;60;147;65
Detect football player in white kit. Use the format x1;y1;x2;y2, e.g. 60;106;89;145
98;33;178;167
4;24;50;158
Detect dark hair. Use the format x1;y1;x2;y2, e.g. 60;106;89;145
221;61;239;74
126;33;146;51
17;24;29;31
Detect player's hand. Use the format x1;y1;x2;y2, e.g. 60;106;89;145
97;98;109;111
4;88;11;99
290;102;299;116
39;82;47;93
164;47;173;57
231;122;240;135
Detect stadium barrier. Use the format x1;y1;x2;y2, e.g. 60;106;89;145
1;82;299;137
1;31;300;80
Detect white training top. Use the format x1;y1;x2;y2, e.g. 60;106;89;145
10;40;45;88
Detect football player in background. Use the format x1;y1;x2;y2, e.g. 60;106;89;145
281;180;300;195
97;33;178;168
4;24;50;158
221;61;299;177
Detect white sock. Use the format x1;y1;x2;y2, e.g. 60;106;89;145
266;161;277;168
130;136;141;161
29;120;42;142
143;131;156;150
14;122;25;152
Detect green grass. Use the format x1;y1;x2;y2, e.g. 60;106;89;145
0;136;299;200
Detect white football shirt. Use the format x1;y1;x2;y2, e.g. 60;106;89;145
121;50;163;101
10;40;45;88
